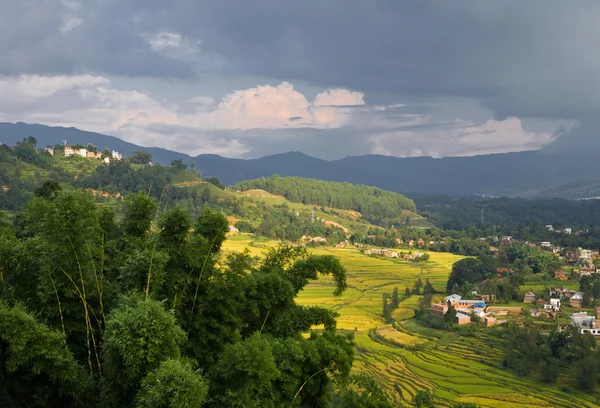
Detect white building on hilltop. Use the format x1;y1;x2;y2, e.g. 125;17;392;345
112;150;122;160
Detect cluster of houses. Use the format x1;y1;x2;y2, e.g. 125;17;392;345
363;248;425;260
525;286;593;319
364;248;398;258
299;235;328;244
61;146;123;163
545;224;572;235
430;294;498;326
44;143;124;163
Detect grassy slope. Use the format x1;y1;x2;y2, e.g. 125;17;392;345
222;234;599;408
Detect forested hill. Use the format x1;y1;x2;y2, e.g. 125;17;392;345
235;176;416;219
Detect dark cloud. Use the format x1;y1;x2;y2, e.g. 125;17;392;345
1;0;598;153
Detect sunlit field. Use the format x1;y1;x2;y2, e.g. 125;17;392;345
222;234;598;407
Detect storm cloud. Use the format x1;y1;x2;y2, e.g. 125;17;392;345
0;0;597;157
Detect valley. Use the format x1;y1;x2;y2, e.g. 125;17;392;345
224;234;598;407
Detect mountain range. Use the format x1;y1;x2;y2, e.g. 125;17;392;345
1;122;598;199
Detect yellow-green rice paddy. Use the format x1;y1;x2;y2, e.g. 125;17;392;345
222;234;600;407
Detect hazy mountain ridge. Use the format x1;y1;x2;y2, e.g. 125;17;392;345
1;122;599;198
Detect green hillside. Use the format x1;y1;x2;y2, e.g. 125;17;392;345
0;142;429;239
235;175;416;223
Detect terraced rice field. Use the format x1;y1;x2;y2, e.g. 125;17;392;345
222;235;600;407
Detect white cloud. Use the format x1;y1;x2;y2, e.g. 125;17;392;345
370;117;553;158
313;89;365;106
60;17;82;34
0;75;557;158
0;75;109;102
147;32;200;55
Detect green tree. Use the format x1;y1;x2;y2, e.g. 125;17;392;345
413;278;423;295
538;358;559;383
34;180;62;200
444;305;457;324
123;192;157;238
170;159;187;172
390;287;399;309
0;302;90;407
413;389;435;408
423;279;435;295
135;359;208;408
194;207;228;253
205;176;226;189
129;150;153;165
210;333;280;407
382;294;392;323
574;355;598;392
102;295;186;407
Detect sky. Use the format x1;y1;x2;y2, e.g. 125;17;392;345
0;0;598;159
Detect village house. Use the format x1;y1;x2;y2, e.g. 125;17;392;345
530;308;540;318
570;292;584;308
571;312;600;336
417;238;426;247
440;294;490;318
456;312;471;325
64;146;74;157
549;286;578;300
523;291;536;303
540;242;552;248
564;249;578;263
228;225;239;233
430;303;448;319
546;224;554;231
565;228;572;235
483;315;497;327
430;301;473;325
78;148;87;158
407;240;415;247
501;236;513;245
112;150;123;160
497;268;513;278
43;146;54;156
579;248;594;263
489;246;499;253
542;298;561;312
554;270;569;281
578;264;597;276
86;151;96;158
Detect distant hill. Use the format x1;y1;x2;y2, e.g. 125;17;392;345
2;122;600;198
0;122;191;166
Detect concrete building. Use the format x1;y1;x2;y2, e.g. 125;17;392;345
571;312;600;336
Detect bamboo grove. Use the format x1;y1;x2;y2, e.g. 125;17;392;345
0;182;393;408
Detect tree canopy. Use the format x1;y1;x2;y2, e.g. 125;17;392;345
235;175;416;220
0;189;390;407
